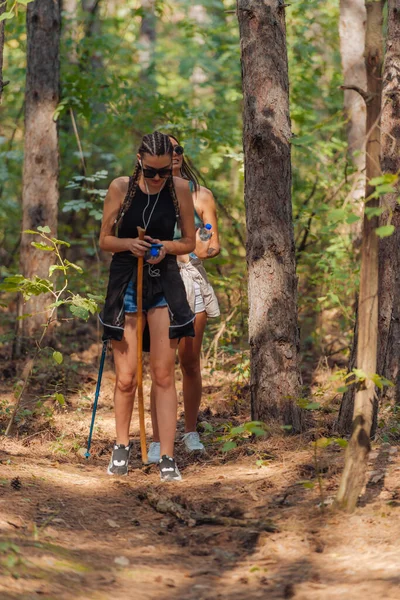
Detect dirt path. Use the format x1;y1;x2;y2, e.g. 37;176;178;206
1;361;400;599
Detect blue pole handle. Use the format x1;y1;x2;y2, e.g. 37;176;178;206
85;341;108;458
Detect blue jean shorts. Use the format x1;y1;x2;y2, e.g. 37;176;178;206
124;281;168;313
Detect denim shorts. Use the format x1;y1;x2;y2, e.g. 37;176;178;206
124;281;168;313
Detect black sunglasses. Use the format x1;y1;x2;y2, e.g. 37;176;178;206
141;165;172;179
173;145;184;156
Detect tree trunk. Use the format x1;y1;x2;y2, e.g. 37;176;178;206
339;0;367;223
63;0;79;64
377;0;400;406
237;0;303;432
18;0;61;342
139;0;156;77
0;0;6;103
336;0;383;512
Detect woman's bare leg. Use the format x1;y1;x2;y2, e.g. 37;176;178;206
111;314;141;446
147;307;178;457
178;311;207;433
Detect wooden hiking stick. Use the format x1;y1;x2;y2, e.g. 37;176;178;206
137;226;148;465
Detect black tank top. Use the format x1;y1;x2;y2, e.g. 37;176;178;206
118;180;176;241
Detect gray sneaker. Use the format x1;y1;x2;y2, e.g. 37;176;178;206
147;442;161;464
107;442;133;476
182;431;205;452
158;455;182;482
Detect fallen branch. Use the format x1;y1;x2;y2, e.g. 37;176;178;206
142;490;279;533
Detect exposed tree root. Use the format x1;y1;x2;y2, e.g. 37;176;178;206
141;489;279;532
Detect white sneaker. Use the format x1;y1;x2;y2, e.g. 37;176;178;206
147;442;161;464
182;431;205;452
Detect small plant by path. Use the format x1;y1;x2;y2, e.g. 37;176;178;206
0;226;99;435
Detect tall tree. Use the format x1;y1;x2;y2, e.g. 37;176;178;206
237;0;303;431
0;0;6;103
18;0;61;341
339;0;367;220
139;0;156;78
377;0;400;406
63;0;79;65
336;0;384;511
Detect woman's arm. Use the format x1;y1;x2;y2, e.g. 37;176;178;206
99;177;151;256
161;178;196;255
193;186;220;260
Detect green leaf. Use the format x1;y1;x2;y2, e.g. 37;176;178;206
369;174;398;186
64;260;83;273
336;386;349;393
222;440;237;452
333;438;348;448
18;0;36;5
252;428;267;437
70;294;98;315
375;225;395;238
346;214;360;224
230;425;245;435
16;313;32;321
380;377;394;388
353;368;367;381
305;402;321;410
69;305;89;320
297;480;315;489
51;238;71;247
314;437;332;448
24;229;39;235
53;351;63;365
200;422;214;433
48;300;66;308
54;393;66;406
31;242;54;251
37;226;51;234
49;265;67;277
329;208;347;221
328;292;340;304
0;11;15;22
364;206;384;219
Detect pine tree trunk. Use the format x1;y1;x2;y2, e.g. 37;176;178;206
378;0;400;405
237;0;303;432
18;0;61;342
63;0;79;64
139;0;156;76
339;0;367;222
0;0;6;103
336;0;383;512
336;2;368;430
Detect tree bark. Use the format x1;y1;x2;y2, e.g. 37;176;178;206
63;0;79;64
139;0;156;77
377;0;400;406
339;0;367;221
237;0;303;431
18;0;61;342
336;0;383;512
0;0;6;103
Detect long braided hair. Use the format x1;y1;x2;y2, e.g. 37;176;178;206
168;134;205;194
114;131;180;229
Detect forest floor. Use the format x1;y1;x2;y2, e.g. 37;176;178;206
1;340;400;600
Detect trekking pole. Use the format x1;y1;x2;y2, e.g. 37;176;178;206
137;226;148;465
85;340;108;458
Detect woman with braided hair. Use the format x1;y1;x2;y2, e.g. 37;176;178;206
148;135;220;463
99;131;196;481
